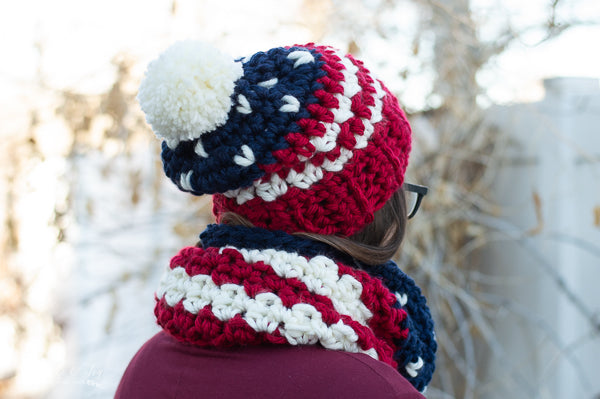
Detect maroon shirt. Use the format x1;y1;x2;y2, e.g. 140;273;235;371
116;331;425;398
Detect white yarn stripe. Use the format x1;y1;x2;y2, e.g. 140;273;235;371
157;266;378;358
224;53;386;204
194;139;209;158
220;246;373;325
339;57;361;98
258;78;278;88
180;170;194;191
236;94;252;114
331;56;359;124
287;50;315;68
395;292;408;307
279;95;301;113
233;145;255;167
222;173;288;203
405;357;424;378
255;172;288;200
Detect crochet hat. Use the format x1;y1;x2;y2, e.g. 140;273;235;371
139;41;412;237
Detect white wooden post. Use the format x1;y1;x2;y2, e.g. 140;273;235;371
483;77;600;399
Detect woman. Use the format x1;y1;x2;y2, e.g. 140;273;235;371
116;41;436;398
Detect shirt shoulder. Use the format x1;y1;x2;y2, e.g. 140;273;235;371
116;331;425;399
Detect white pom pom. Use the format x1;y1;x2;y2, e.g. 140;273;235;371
138;41;244;148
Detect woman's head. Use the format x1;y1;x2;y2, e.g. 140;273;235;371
220;188;407;266
139;41;412;238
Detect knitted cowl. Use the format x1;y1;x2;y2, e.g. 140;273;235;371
155;224;436;393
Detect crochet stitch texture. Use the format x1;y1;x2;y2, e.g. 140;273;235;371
140;41;436;392
140;42;412;237
155;224;436;392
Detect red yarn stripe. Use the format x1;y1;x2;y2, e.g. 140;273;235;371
334;262;410;354
270;45;359;172
155;297;287;347
156;246;397;360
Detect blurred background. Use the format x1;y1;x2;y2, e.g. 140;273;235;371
0;0;599;398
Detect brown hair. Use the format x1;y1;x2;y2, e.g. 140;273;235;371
219;189;407;266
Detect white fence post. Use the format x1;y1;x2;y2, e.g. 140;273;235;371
483;77;600;399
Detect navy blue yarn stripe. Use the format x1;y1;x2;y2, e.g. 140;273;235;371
367;262;437;391
199;46;325;168
160;46;326;195
200;223;436;391
200;223;356;264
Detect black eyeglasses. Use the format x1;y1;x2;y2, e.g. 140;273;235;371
403;183;428;219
